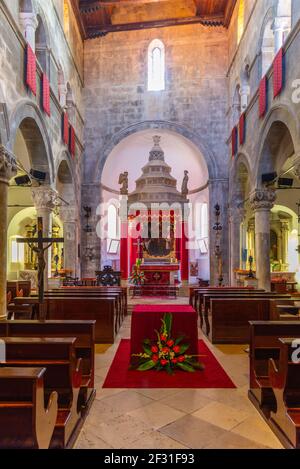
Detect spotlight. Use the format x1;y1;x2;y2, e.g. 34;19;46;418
30;169;47;181
14;175;31;186
262;172;278;184
278;178;294;188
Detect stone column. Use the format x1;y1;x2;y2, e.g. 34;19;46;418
0;146;17;320
229;207;245;285
31;186;58;290
281;220;289;268
250;189;276;291
19;13;38;50
60;206;78;277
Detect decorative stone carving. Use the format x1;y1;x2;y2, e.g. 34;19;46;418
31;186;58;211
118;171;128;195
181;170;189;196
0;145;17;184
250;189;276;211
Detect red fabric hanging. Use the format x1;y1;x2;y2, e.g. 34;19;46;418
69;125;76;157
259;76;267;118
231;126;238;158
25;44;36;95
239;113;246;146
62;112;69;145
42;73;50;116
273;47;283;98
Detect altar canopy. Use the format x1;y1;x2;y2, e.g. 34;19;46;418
121;136;190;283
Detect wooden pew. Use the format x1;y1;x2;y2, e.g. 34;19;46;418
248;321;300;417
0;337;82;449
0;367;58;449
203;293;290;336
268;338;300;449
0;320;96;413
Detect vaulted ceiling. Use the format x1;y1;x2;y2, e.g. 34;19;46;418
71;0;237;39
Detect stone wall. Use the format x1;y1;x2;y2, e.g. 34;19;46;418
82;24;231;281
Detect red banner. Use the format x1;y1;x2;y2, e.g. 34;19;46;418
25;44;36;95
62;112;69;145
42;73;50;116
231;126;238;158
69;125;75;157
239;113;246;145
259;76;267;118
273;47;283;98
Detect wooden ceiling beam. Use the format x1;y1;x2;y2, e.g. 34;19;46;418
86;13;225;38
224;0;237;28
79;0;169;13
70;0;87;39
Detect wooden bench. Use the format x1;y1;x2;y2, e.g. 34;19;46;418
248;321;300;418
268;338;300;449
0;367;58;449
0;337;82;449
203;293;291;337
0;320;96;413
130;284;178;298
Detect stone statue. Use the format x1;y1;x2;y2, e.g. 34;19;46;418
118;171;128;195
181;170;189;196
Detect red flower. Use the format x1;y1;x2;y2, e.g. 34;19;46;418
173;345;180;354
160;359;168;366
171;358;178;364
152;354;159;362
162;347;170;354
167;340;174;347
151;345;158;353
160;335;167;342
178;355;185;363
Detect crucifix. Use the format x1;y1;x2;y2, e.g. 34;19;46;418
17;217;64;305
133;237;143;260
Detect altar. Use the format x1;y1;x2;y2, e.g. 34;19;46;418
140;263;180;285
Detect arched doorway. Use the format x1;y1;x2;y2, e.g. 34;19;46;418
99;129;210;285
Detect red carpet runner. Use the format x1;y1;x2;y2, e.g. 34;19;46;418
103;339;236;389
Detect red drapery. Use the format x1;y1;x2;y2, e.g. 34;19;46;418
62;112;69;145
69;125;75;157
25;44;36;95
259;76;267;118
231;126;238;158
180;220;189;281
120;221;128;280
239;113;245;146
273;47;283;98
42;73;50;116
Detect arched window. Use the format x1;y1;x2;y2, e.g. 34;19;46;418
58;65;67;107
148;39;165;91
66;82;75;124
35;15;49;74
232;84;241;126
237;0;245;44
107;204;118;240
64;0;70;38
10;236;24;264
274;0;292;51
200;203;208;240
261;19;275;76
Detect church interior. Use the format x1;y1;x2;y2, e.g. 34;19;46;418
1;0;300;451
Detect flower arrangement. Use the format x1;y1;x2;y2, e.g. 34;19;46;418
131;313;205;374
129;259;145;285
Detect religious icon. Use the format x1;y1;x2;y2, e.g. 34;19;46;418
118;171;129;195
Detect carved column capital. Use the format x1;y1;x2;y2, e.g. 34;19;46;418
0;145;17;184
31;186;58;212
250;189;276;211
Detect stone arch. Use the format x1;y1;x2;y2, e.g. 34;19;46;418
8;100;54;183
94;120;219;184
255;104;299;187
55;151;77;205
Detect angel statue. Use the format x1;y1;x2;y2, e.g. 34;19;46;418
181;170;189;196
118;171;129;195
